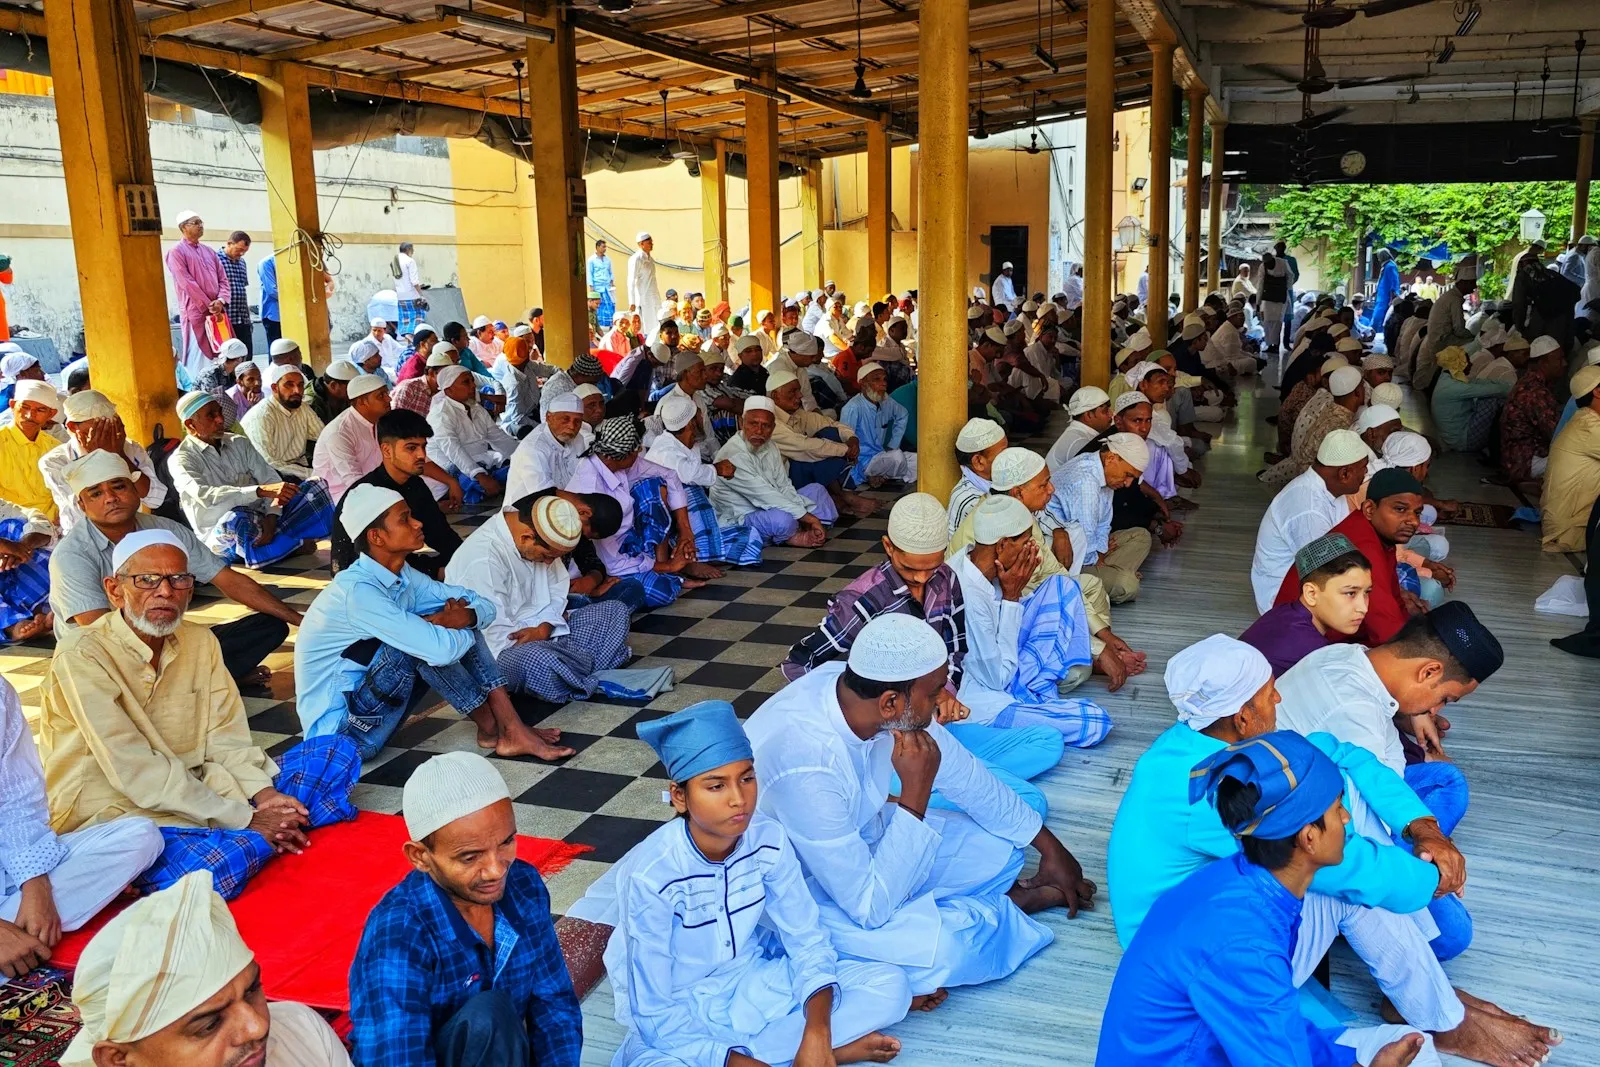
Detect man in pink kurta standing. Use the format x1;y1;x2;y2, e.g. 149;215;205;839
165;210;230;385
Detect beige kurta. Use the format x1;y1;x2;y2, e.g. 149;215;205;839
770;406;856;463
36;612;276;834
1542;407;1600;552
268;1001;354;1065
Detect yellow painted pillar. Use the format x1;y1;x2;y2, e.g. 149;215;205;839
528;13;588;367
800;160;824;290
1573;117;1595;242
1182;86;1205;312
1208;118;1227;295
1146;41;1174;344
257;63;332;371
1081;0;1115;389
700;140;730;306
917;0;968;501
745;74;782;316
867;122;893;298
45;0;177;444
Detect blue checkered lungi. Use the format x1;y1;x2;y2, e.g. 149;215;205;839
397;299;425;337
991;574;1112;748
211;477;335;568
496;600;631;702
134;735;361;901
0;518;50;635
620;477;684;607
684;485;764;567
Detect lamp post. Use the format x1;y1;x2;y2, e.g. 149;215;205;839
1519;207;1547;244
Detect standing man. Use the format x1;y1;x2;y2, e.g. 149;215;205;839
258;251;281;346
1257;251;1291;356
992;262;1019;312
628;231;661;330
1416;255;1478;390
217;231;254;356
165;210;230;383
588;238;616;330
394;241;425;337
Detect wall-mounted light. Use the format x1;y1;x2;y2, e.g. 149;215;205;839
1131;176;1148;191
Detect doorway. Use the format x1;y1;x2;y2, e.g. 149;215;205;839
989;226;1029;296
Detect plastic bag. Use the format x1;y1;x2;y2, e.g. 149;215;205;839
1534;574;1589;618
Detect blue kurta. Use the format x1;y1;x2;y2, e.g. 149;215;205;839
1096;854;1357;1067
838;391;909;484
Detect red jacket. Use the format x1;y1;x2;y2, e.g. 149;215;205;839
1275;509;1409;645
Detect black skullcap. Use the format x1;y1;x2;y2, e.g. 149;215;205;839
1366;467;1424;504
1426;601;1504;682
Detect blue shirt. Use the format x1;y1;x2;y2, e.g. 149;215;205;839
1096;854;1356;1067
350;862;582;1067
258;257;279;321
1106;723;1437;948
587;253;614;294
889;379;918;450
1050;452;1113;562
839;391;909;483
292;555;498;738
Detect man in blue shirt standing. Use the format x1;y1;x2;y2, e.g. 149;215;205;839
258;254;281;346
350;750;581;1067
587;238;615;333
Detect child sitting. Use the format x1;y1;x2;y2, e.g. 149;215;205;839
1238;532;1373;675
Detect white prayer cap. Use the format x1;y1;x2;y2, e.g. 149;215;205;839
573;384;603;400
1503;333;1531;352
657;306;679;324
529;496;582;551
1478;318;1508;348
174;210;201;226
324;359;361;382
413;322;436;337
1104;431;1149;471
765;367;799;393
1587;346;1600;367
1530;335;1563;359
743;395;776;415
1180;319;1205;340
972;495;1033;545
1068;386;1111;417
110;528;188;572
269;337;301;358
0;352;36;379
856;361;887;384
1316;428;1369;466
700;347;724;367
1114;390;1151;415
403;751;512;843
1383;431;1432;466
756;308;774;323
1454;254;1479;280
1002;318;1026;337
64;449;132;494
348;338;381;364
471;315;493;330
1182;312;1206;329
60;871;254;1067
510;323;532;338
176;391;218;422
1570;364;1600;399
1037;302;1059;317
216;337;248;361
427;345;457;368
853;301;871;318
732;334;763;355
1360;354;1394;371
636;230;652;243
886;492;950;554
547;392;584;415
348;374;387;400
12;380;57;409
62;389;116;423
1319;355;1350;375
1113;298;1129;314
973;286;988;301
659;391;699;432
1370;382;1404;409
1165;634;1273;732
1125;361;1161;388
435;364;471;390
1001;261;1014;270
1328;323;1350;339
981;326;1007;347
670;349;701;377
1328;365;1363;397
990;446;1046;491
955;417;1005;453
340;483;404;539
1020;300;1039;313
785;331;820;356
370;316;389;328
1353;404;1401;433
847;614;949;682
967;305;987;322
1579;234;1598;249
266;362;304;387
711;323;730;340
1128;327;1153;350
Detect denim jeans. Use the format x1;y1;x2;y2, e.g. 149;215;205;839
339;630;504;759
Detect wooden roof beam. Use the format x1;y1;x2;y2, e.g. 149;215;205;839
142;0;313;37
269;15;463;63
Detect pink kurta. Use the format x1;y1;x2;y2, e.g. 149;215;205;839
165;239;229;378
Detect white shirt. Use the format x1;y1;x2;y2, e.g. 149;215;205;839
1046;419;1102;471
168;432;282;540
1205;320;1244;369
427;393;517;479
1249;466;1350;612
372;332;407;377
813;312;846;357
991;274;1018;309
644;429;718;489
709;432;814;525
492;354;538;435
445;513;568;657
310;405;383;502
40;437;166;533
0;676;66;894
240;395;323;479
948;546;1025;725
394;252;422;301
628;250;660;326
506;423;584;502
1276;643;1406;776
1010;341;1060;401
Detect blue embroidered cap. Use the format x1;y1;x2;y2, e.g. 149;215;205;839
637;700;753;783
1189;730;1344;839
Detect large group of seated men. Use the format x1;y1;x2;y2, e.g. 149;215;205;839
0;260;1578;1067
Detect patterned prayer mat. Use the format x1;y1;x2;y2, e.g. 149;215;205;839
0;965;77;1067
1444;501;1521;528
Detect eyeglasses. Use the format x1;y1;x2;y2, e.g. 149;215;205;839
119;572;197;591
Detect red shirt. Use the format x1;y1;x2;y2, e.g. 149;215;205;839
1274;509;1409;645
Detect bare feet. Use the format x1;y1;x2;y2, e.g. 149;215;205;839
834;1033;901;1064
680;577;709;591
1007;880;1069;914
1094;646;1129;692
682;561;724;580
296;538;321;557
1118;648;1147;677
837;491;879;518
909;989;948;1012
493;729;576;761
1432;1003;1560;1067
533;726;563;743
785;528;827;548
4;611;49;642
236;664;273;688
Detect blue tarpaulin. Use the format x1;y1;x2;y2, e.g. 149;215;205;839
1367;233;1454;264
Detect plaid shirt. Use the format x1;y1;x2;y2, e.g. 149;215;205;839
349;862;582;1067
216;249;251;329
781;559;967;683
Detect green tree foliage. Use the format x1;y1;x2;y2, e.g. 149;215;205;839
1259;182;1575;299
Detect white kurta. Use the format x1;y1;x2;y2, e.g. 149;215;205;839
742;664;1051;993
492;354;539;435
948;546;1027;725
991;274;1018;310
1009;341;1061;401
629;250;661;329
1276;644;1408;776
240;396;324;479
1205;320;1257;376
645;430;718;489
506;423;584;502
427;393;518;478
1249;466;1351;612
1045;420;1102;471
444;514;567;657
709;433;815;525
764;351;820;413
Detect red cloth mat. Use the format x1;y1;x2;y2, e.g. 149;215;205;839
48;811;590;1012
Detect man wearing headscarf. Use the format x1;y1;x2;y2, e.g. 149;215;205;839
39;389;165;533
37;531;361;900
240;363;325;479
173;391;334;569
165;211;230;382
1428;345;1513;454
0;380;62;523
428;365;517;503
62;871;351;1065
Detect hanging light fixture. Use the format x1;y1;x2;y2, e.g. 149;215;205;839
1558;32;1586;136
849;0;871;98
510;58;532;148
1531;52;1552;133
973;50;990;138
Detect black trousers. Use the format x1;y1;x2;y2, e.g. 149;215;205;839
436;989;531;1067
263;317;282;345
212;613;290;680
1552;494;1600;658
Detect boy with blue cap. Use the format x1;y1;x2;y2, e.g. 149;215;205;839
599;700;911;1067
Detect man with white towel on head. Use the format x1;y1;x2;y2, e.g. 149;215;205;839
506;392;587;502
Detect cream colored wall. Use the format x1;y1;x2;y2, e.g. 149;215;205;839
967;149;1051;300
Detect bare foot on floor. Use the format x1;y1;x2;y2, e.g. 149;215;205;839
1433;1004;1559;1067
493;731;577;761
1118;649;1147;676
236;665;273;688
680;577;709;591
834;1032;901;1064
683;561;724;580
909;989;948;1012
533;726;563;743
5;611;49;642
1094;647;1128;692
785;529;827;548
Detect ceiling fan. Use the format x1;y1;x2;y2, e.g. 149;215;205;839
656;89;699;163
1223;0;1437;28
1501;74;1557;164
1008;95;1076;153
1248;54;1432;95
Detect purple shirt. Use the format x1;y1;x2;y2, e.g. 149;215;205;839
1238;600;1333;677
164;239;229;314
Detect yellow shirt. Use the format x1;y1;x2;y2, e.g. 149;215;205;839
36;610;277;833
0;423;61;521
1542;407;1600;553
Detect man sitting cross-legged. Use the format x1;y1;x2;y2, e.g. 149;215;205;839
170;391;334;569
747;614;1097;1002
839;361;917;487
36;530;361;900
350;752;581;1067
766;368;878;518
38;388;166;532
428;365;517;505
310;373;393;502
506;392;587;502
1045;387;1115;470
709;395;839;551
297;484;570;762
1049;433;1152;604
240;362;324;480
1250;429;1369;612
646;391;769;566
600;700;912;1067
1242;531;1372;676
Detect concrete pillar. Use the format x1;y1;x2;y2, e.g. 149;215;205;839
800;160;824;290
1573;116;1595;242
700;140;730;306
1182;85;1205;312
1146;41;1174;343
257;63;332;371
1207;118;1227;295
528;12;588;368
867;122;893;298
916;0;968;501
745;74;782;317
45;0;177;444
1081;0;1115;388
